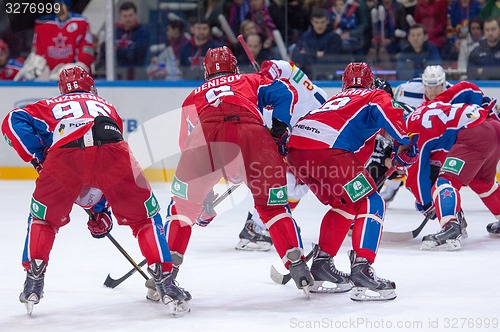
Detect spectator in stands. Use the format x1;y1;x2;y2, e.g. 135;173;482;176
329;0;362;53
165;20;188;60
366;0;410;68
14;0;94;81
467;18;500;79
413;0;448;49
291;7;342;77
442;0;482;61
147;21;187;81
224;0;251;38
236;33;272;72
0;39;23;80
396;0;417;16
449;0;482;33
458;18;483;78
240;20;259;40
286;0;312;44
179;19;221;79
396;24;441;80
204;0;226;29
247;0;285;52
114;2;150;73
480;0;500;20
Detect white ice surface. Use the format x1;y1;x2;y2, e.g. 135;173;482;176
0;180;499;332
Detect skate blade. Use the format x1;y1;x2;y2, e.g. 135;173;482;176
235;239;271;251
24;301;35;316
350;287;397;302
162;296;191;317
21;293;40;316
146;289;160;302
301;285;311;299
310;280;353;294
420;239;461;251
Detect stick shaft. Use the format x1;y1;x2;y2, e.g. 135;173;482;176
85;209;149;281
237;34;260;71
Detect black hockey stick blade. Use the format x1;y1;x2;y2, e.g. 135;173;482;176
270;248;315;285
270;265;293;285
105;233;150;280
104;258;147;288
382;214;432;242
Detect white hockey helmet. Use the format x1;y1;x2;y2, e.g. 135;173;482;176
422;65;446;87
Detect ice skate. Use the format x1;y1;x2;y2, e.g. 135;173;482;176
147;264;191;317
309;245;352;293
421;220;462;251
235;217;273;251
287;248;314;297
486;220;500;236
146;266;182;302
19;259;46;315
348;250;396;301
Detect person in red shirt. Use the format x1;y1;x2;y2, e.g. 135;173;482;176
406;82;500;250
2;66;190;317
0;39;22;80
14;0;94;81
163;46;314;297
287;62;418;301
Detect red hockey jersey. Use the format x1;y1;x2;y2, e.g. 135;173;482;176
2;92;122;163
33;13;94;70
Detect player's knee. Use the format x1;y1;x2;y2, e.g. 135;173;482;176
254;205;291;228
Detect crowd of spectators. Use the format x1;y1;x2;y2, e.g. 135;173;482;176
3;0;500;81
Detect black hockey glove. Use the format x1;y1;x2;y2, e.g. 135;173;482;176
270;118;289;156
196;190;219;227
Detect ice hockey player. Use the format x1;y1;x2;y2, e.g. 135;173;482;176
234;59;327;251
380;65;451;204
161;47;314;298
366;78;416;190
405;81;500;250
287;62;418;301
14;0;94;81
1;66;190;316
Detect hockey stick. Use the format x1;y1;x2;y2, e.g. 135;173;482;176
102;184;241;288
84;209;150;287
382;214;432;242
270;248;315;285
237;34;260;71
104;258;148;288
212;183;241;207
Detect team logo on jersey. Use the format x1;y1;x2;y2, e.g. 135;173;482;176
67;22;78;33
49;33;73;59
30;197;47;220
144;192;160;218
58;124;65;135
267;186;288;205
344;173;373;202
391;100;403;109
441;157;465;175
171;176;188;199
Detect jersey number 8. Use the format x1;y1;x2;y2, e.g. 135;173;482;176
66;82;79;91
